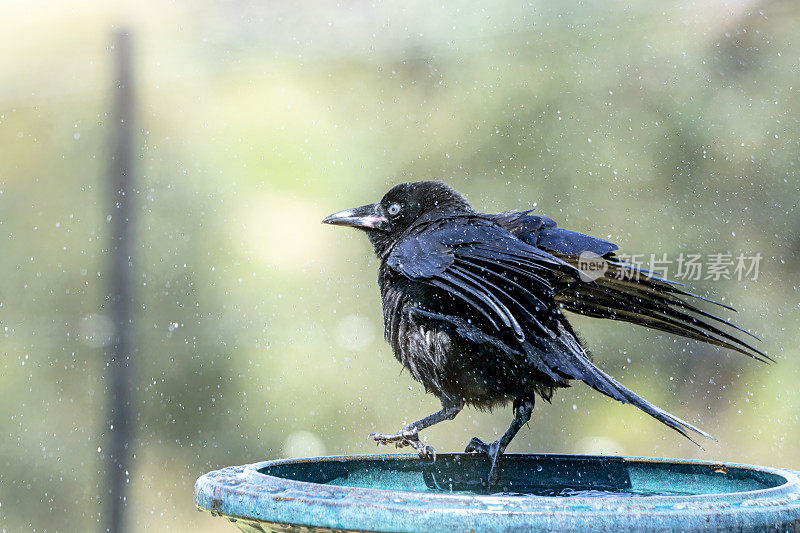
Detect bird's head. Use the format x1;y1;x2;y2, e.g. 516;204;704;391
323;180;473;254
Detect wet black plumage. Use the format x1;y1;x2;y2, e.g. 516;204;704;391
323;181;766;487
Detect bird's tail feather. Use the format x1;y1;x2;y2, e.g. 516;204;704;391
554;255;769;363
541;328;713;443
585;359;713;444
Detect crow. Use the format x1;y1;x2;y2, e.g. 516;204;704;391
323;180;766;487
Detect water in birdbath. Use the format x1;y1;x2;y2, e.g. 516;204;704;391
258;453;782;497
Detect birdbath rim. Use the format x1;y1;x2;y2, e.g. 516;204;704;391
195;453;800;532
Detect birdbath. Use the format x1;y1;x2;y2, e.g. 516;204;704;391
195;453;800;532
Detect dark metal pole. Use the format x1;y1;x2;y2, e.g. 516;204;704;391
106;29;136;533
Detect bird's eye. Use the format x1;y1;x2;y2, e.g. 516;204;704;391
387;203;402;216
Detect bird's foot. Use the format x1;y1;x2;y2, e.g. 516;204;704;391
465;436;502;487
369;427;435;460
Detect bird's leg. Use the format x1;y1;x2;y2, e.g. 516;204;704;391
465;397;534;487
370;398;464;459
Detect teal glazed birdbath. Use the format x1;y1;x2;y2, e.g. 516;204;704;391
194;453;800;532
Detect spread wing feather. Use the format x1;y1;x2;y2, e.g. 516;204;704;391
554;256;769;363
487;210;767;363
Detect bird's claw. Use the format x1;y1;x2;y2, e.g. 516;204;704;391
464;436;491;455
465;436;502;487
369;428;436;460
414;442;436;460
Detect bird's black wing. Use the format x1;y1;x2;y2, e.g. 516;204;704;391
387;217;580;343
488;211;768;363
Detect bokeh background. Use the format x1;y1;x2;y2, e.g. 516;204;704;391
1;1;799;531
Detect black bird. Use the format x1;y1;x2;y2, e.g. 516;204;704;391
323;181;766;486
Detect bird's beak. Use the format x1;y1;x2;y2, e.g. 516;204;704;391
322;203;388;231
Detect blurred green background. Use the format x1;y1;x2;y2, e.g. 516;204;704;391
1;0;798;531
